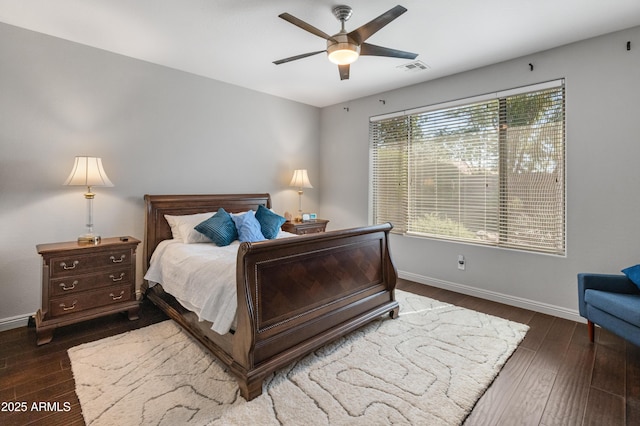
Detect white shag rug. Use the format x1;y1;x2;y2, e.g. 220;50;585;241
68;290;528;425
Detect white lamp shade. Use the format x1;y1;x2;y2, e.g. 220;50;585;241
289;169;313;189
64;156;114;187
327;47;359;65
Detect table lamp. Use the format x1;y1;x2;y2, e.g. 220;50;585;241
64;156;114;244
289;169;313;221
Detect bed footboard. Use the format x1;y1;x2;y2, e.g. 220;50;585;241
231;223;398;400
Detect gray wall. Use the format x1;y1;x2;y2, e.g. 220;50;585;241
320;26;640;321
0;23;320;328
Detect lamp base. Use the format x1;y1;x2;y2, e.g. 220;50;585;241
78;234;101;244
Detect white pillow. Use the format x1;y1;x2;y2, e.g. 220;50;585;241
164;212;215;243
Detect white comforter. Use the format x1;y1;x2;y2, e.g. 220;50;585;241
144;232;295;334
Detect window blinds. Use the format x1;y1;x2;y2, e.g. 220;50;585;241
370;115;409;232
370;80;565;255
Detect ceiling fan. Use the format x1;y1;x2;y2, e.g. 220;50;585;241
273;4;418;80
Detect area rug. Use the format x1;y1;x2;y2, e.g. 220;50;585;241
68;290;528;425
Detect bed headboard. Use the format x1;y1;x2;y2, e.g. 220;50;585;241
143;193;271;270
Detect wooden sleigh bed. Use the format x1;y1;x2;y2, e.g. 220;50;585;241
142;193;398;400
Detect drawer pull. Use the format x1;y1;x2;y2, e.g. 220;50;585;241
110;255;126;263
110;291;125;301
59;281;78;291
110;273;125;282
60;260;79;270
60;300;77;311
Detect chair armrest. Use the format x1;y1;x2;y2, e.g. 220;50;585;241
578;273;637;293
577;273;639;317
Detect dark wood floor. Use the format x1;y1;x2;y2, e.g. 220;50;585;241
1;279;639;425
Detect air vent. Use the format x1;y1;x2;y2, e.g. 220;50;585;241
397;60;430;72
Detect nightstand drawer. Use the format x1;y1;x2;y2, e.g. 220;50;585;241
50;249;131;277
281;219;329;235
49;268;131;297
297;226;324;235
49;284;133;317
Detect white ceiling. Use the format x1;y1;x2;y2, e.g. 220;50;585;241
1;0;639;108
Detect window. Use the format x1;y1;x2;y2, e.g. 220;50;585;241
370;80;565;255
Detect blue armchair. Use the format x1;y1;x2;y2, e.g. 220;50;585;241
578;273;640;347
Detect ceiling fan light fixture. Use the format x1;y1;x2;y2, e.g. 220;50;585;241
274;5;415;79
327;42;360;65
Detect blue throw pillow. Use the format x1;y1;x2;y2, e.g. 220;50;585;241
255;205;286;239
194;208;237;246
622;264;640;289
231;210;266;243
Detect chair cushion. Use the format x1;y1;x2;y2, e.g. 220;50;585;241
622;264;640;290
585;289;640;326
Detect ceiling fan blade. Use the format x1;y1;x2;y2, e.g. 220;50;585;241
279;13;336;42
360;43;418;60
273;50;326;65
348;5;407;44
338;64;350;80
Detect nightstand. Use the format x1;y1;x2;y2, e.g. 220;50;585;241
281;219;329;235
35;236;140;345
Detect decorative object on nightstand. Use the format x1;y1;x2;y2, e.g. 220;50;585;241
289;169;313;221
282;219;329;235
64;156;114;244
35;236;140;345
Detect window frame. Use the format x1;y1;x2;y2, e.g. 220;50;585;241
370;80;566;256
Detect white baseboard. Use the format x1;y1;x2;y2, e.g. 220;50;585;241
0;313;32;332
399;270;584;323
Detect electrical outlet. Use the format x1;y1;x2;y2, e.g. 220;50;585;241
457;255;465;270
